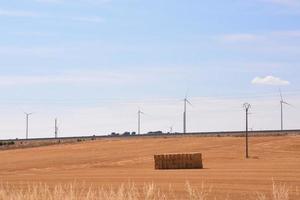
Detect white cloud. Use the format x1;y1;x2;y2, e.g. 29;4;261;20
0;9;38;17
252;75;290;86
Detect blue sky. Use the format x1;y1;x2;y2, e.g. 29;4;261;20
0;0;300;138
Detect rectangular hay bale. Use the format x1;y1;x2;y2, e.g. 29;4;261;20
154;153;203;170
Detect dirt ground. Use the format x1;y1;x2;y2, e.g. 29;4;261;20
0;135;299;199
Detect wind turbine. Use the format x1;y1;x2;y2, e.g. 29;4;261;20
280;90;292;131
55;118;58;138
183;96;192;134
138;109;144;135
169;126;173;134
24;112;33;139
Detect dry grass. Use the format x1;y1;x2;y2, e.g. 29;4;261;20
185;181;212;200
256;180;296;200
0;180;297;200
271;181;289;200
0;182;212;200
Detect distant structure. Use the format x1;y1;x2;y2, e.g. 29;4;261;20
138;109;144;135
183;96;192;134
169;126;173;134
24;112;33;139
280;90;291;131
55;118;58;138
243;103;251;159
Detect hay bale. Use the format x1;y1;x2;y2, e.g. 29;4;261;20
154;153;203;170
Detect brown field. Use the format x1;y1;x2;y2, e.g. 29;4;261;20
0;135;299;199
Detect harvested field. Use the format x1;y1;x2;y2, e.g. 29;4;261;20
0;135;299;199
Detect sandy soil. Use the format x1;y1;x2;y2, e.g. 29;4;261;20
0;135;299;199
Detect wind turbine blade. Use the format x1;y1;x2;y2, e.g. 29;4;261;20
282;101;293;107
185;89;189;99
186;99;192;106
279;89;283;101
138;109;145;115
24;112;34;115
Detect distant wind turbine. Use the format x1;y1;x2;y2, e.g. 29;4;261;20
24;112;33;139
55;118;58;138
280;90;292;131
138;109;145;135
183;95;192;134
169;126;173;134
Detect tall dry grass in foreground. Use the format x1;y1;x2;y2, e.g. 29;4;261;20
0;181;297;200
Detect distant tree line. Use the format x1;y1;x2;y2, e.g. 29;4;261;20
110;130;178;136
0;141;15;146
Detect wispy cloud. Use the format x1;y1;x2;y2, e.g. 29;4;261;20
0;68;182;87
0;71;135;87
272;30;300;37
34;0;112;4
13;31;57;37
219;34;261;42
219;30;300;43
71;16;104;23
216;30;300;57
35;0;62;3
35;0;63;3
0;9;104;23
252;75;290;86
262;0;300;7
0;9;38;17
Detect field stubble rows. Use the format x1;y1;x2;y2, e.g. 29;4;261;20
0;135;299;199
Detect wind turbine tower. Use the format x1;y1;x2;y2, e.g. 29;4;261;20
183;97;192;134
25;112;33;139
138;109;144;135
280;90;291;131
55;118;58;138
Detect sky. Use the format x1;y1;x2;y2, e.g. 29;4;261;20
0;0;300;139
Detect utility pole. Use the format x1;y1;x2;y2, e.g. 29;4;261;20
243;103;251;159
55;118;58;138
169;126;173;134
25;112;33;139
